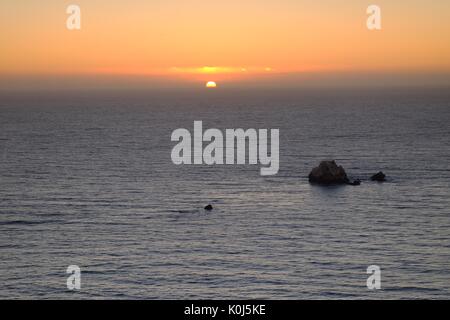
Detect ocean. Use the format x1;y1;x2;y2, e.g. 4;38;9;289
0;87;449;299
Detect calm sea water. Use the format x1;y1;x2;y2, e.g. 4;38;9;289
0;88;449;299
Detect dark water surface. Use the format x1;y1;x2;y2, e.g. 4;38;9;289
0;88;449;299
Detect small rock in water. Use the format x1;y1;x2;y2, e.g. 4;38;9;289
204;204;213;211
348;179;361;186
371;171;386;182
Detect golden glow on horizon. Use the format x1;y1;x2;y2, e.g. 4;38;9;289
1;0;450;83
167;66;276;77
169;66;243;75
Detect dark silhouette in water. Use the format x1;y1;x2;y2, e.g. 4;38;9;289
204;204;213;211
348;179;361;186
308;160;349;185
371;171;386;182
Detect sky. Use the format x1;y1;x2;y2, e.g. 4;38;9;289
1;0;450;89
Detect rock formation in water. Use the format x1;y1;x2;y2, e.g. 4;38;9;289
371;171;386;182
348;179;361;186
308;160;350;185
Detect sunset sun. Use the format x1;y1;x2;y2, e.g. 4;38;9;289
206;81;217;88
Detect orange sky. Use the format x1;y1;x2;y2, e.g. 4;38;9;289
1;0;450;87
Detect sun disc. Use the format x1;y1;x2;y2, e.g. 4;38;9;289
206;81;217;88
